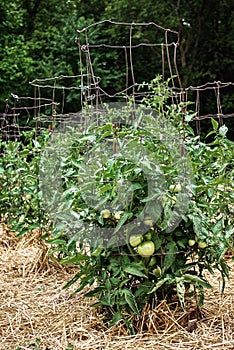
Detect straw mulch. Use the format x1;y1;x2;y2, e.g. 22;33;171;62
0;223;234;350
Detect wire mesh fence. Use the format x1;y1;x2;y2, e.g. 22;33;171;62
0;20;233;140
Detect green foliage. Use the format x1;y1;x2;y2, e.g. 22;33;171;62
0;130;51;236
0;0;83;110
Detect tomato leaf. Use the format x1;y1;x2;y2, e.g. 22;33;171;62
211;118;219;131
148;277;169;294
176;280;186;311
123;289;140;315
109;312;123;327
123;266;148;278
59;253;89;264
183;274;212;289
163;241;178;271
114;212;132;233
62;272;83;289
84;286;105;298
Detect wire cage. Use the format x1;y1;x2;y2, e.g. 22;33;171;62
75;20;183;103
184;81;234;137
0;20;233;140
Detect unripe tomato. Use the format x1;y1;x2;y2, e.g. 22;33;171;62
129;234;143;247
137;241;155;257
198;240;207;249
148;255;157;267
169;183;182;193
188;239;196;247
100;209;111;219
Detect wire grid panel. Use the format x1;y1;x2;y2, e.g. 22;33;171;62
0;21;233;140
76;20;182;105
184;81;234;135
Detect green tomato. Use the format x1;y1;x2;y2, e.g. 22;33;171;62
169;183;182;193
188;239;196;247
137;241;155;257
129;234;143;247
148;255;157;267
198;240;208;249
100;209;111;219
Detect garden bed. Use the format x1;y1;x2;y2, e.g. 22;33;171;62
0;223;234;350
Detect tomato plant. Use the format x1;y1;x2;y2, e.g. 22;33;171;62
0;130;51;236
0;77;233;333
43;79;233;331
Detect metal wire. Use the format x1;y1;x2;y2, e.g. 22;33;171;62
0;22;233;140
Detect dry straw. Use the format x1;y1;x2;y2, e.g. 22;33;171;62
0;223;233;350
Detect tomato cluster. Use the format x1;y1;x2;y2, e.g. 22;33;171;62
129;232;155;257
